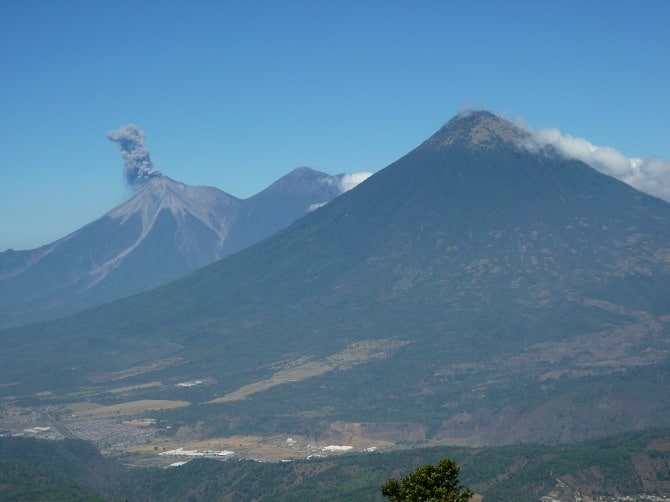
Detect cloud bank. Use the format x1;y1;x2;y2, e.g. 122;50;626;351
107;124;163;185
337;172;372;193
522;128;670;202
308;171;373;212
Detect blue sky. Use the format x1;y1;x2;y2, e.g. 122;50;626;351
1;0;669;251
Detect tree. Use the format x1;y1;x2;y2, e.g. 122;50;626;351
381;458;474;501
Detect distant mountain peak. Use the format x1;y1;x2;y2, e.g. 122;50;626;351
0;168;353;327
422;110;529;151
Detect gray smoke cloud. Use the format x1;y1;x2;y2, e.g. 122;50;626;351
107;124;163;185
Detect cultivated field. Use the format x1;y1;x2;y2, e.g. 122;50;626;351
83;400;190;418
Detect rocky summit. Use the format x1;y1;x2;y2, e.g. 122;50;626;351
420;110;528;150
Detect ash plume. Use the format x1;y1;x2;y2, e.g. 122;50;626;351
107;124;162;185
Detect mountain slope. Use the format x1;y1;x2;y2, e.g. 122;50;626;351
0;168;352;327
221;166;348;254
3;111;670;448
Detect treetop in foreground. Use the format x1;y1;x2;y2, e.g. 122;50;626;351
381;457;474;501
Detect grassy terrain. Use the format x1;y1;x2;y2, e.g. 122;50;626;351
208;339;407;403
84;400;190;418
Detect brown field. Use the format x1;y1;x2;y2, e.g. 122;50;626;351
209;339;408;403
188;435;267;450
84;399;190;418
108;381;163;394
127;431;394;461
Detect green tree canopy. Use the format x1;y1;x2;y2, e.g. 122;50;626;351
381;458;474;501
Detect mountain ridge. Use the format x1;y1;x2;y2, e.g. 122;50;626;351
0;167;360;327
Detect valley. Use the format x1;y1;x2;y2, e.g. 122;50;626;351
0;398;396;466
2;305;669;468
4;427;670;500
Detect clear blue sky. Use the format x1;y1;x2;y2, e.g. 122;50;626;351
2;0;669;251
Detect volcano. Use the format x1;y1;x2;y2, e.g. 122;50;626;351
3;111;670;447
0;168;354;327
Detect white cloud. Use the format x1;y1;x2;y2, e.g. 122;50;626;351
308;201;327;212
337;172;372;193
308;171;373;212
458;101;480;116
523;128;670;202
